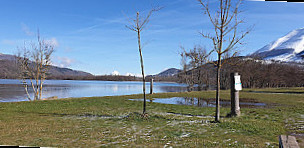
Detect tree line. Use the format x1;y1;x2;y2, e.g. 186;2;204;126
178;54;304;90
223;58;304;88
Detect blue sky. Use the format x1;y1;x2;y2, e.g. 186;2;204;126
0;0;303;75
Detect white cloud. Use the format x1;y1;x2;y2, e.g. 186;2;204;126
21;23;34;36
125;72;133;76
45;38;59;47
136;74;143;77
111;71;120;75
53;56;75;68
21;23;59;47
1;39;17;45
125;72;142;77
64;47;73;52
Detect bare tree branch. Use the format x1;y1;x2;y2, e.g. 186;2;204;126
197;0;251;122
16;31;55;101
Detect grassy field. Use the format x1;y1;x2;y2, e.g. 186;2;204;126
0;88;303;147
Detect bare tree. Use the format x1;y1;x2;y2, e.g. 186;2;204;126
179;46;195;91
126;8;160;115
198;0;251;122
179;45;210;91
16;32;54;101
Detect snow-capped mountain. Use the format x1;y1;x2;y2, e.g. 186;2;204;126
252;28;304;63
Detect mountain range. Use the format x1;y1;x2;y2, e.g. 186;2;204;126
0;52;181;80
252;28;304;63
0;53;92;79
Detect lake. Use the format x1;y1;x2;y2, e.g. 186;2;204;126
0;79;188;102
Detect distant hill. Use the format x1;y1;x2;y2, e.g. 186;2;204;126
0;53;92;79
0;53;16;61
48;67;92;79
146;68;181;82
153;68;181;77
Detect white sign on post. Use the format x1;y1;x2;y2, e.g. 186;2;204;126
234;75;242;91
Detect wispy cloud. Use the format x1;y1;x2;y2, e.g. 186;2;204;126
1;39;17;45
74;16;127;33
21;23;35;36
95;16;127;25
45;38;59;47
72;6;204;36
64;47;73;52
53;56;75;68
75;24;102;33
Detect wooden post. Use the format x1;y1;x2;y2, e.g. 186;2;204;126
279;135;300;148
230;72;241;117
150;78;153;94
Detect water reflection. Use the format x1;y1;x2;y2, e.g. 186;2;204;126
131;97;266;108
0;79;188;102
174;97;214;107
157;86;188;92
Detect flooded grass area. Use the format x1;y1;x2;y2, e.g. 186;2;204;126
130;97;267;108
0;89;303;147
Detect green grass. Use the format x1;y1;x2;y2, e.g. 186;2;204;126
0;88;303;147
243;87;304;94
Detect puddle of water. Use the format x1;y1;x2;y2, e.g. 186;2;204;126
130;97;266;108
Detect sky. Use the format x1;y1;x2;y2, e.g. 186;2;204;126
0;0;303;76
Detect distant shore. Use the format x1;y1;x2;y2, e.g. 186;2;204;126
0;75;179;83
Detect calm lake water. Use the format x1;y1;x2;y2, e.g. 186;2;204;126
0;79;188;102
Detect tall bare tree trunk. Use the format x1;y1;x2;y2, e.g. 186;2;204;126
39;78;43;100
126;9;160;115
215;19;224;121
137;29;146;114
216;57;221;122
36;78;39;100
24;83;31;101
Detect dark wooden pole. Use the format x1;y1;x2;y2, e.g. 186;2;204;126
230;72;240;117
